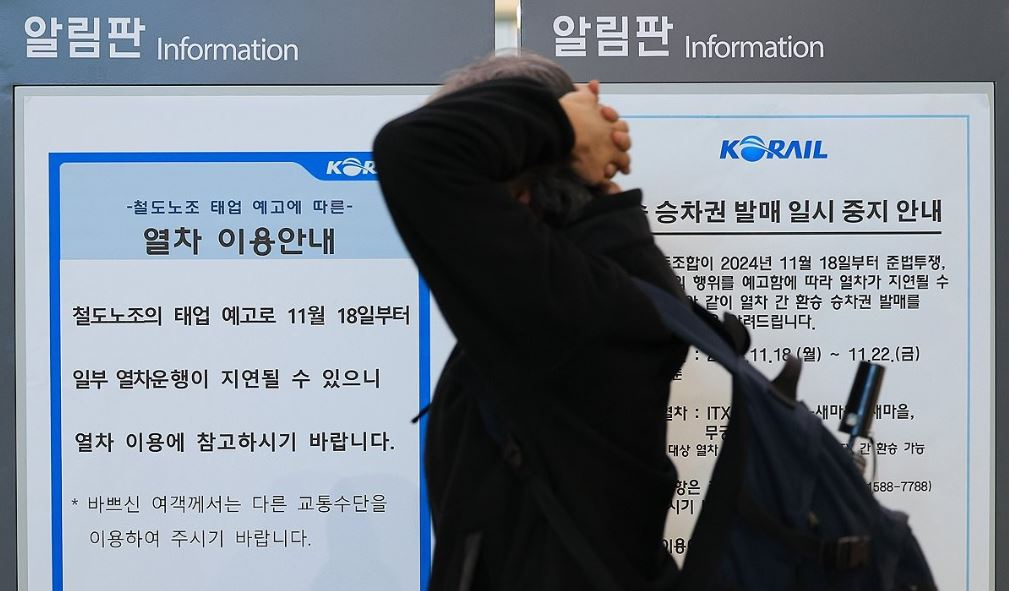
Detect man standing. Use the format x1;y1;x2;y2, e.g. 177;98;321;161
374;54;688;591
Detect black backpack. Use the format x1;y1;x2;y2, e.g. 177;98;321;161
483;278;937;591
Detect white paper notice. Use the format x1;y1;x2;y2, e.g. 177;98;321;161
608;84;993;591
17;88;437;591
17;84;994;591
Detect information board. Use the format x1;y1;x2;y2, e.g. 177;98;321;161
520;1;1007;584
603;83;993;591
16;82;995;591
15;86;452;591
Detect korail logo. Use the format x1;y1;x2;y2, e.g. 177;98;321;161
720;135;828;162
326;158;377;177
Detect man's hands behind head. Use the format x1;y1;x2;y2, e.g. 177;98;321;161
559;80;631;191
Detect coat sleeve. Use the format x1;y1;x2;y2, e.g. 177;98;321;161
373;77;653;383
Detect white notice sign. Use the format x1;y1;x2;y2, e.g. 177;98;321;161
16;87;441;591
608;83;992;591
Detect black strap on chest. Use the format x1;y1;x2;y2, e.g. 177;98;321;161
475;393;625;591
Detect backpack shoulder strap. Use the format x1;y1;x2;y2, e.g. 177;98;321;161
631;278;743;374
474;279;740;591
497;431;628;591
470;381;628;590
632;278;798;409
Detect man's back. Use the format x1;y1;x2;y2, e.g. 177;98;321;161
374;75;688;590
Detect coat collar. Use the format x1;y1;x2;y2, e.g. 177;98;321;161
563;189;652;256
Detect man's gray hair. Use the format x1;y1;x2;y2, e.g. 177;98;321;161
435;52;576;100
436;52;601;225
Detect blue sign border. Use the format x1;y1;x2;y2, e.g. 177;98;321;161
48;151;432;591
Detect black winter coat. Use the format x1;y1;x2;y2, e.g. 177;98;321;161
373;77;689;591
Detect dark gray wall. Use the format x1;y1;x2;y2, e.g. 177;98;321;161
522;0;1006;587
0;1;492;589
521;0;1008;84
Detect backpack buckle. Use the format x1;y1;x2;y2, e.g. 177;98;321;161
821;535;871;570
